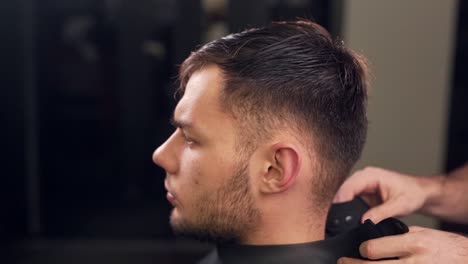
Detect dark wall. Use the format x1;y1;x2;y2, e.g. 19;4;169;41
2;0;335;241
2;0;334;263
1;0;28;238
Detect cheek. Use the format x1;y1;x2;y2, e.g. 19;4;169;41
177;150;215;202
178;148;233;194
178;152;202;191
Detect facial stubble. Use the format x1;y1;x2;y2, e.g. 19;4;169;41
170;162;260;244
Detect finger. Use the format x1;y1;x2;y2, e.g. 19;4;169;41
334;171;380;203
359;235;411;260
360;193;382;207
337;257;401;264
361;199;403;223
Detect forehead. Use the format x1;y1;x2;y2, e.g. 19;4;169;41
174;65;231;129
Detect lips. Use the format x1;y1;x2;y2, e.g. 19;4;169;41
166;192;176;205
164;180;177;206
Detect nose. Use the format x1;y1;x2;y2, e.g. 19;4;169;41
152;132;179;175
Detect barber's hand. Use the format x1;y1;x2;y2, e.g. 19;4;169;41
337;226;468;264
333;167;438;223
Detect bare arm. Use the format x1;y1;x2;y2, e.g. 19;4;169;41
421;162;468;224
334;162;468;224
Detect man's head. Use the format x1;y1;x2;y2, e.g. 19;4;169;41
153;20;368;244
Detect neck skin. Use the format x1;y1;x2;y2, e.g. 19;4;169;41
240;190;327;245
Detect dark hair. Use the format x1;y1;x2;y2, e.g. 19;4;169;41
178;20;369;206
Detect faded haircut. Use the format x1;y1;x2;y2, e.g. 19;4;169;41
177;20;369;206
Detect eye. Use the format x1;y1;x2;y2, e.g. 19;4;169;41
181;132;196;145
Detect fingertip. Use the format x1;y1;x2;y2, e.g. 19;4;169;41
361;212;374;223
360;215;366;224
362;209;385;224
358;241;369;258
333;195;347;203
332;194;340;203
333;190;354;203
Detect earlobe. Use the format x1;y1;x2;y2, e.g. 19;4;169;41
260;145;301;194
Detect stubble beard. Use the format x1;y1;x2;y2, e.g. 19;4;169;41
170;162;260;244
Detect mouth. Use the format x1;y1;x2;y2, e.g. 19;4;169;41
165;180;177;206
166;191;176;205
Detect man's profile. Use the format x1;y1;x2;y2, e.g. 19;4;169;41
152;20;369;263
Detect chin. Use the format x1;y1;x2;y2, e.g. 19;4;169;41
169;208;181;225
169;208;193;233
169;213;242;244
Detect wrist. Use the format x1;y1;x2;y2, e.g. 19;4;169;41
418;174;446;216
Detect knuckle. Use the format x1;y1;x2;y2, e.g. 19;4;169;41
411;233;430;253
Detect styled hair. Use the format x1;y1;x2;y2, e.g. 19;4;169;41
177;20;369;205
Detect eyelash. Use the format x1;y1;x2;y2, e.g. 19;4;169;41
181;131;195;145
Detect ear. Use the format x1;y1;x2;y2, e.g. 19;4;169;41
260;144;301;194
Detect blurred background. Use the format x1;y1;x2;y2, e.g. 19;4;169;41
1;0;467;263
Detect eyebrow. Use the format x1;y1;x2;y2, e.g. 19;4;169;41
170;114;194;130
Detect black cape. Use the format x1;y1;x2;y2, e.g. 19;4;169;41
197;230;363;264
197;218;408;264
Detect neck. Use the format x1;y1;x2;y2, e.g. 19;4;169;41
239;199;326;245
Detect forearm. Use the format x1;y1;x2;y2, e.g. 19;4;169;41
420;163;468;224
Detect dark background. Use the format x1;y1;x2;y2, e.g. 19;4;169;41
1;0;335;263
1;0;466;263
